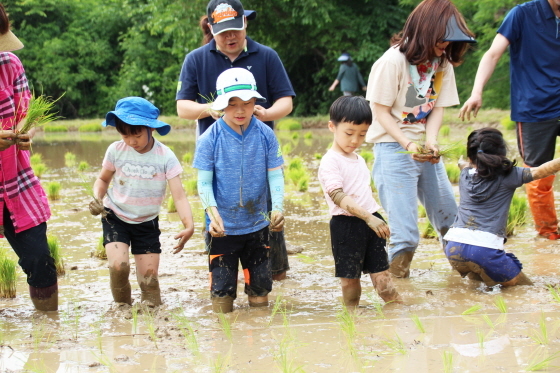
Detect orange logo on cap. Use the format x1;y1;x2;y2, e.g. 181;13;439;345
212;4;238;23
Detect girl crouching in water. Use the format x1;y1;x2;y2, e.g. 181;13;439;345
444;127;560;286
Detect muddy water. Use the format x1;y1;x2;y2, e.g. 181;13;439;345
2;127;560;372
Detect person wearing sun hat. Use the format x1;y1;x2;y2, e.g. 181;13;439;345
89;97;195;307
329;52;367;96
177;0;295;282
0;3;59;311
193;68;284;313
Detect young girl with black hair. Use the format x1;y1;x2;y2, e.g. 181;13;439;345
444;127;560;287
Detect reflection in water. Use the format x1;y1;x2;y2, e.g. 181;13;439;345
1;129;560;372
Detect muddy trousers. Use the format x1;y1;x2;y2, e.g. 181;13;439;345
3;206;58;310
525;172;558;236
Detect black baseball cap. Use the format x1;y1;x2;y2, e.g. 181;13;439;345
207;0;257;35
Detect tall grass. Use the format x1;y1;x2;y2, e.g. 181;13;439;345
46;181;61;200
0;248;17;298
506;194;527;236
47;235;65;276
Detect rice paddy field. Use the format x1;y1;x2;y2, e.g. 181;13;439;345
2;122;560;372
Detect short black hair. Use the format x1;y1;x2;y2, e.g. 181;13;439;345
115;117;145;135
329;96;372;126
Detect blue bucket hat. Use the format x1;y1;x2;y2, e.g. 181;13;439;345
102;97;171;136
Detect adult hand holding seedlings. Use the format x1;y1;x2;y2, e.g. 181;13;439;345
270;211;284;232
14;132;31;151
0;131;16;150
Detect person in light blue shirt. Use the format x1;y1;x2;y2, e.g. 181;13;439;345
193;68;284;313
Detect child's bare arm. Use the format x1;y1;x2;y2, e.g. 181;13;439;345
531;158;560;180
329;188;390;239
90;167;114;215
168;176;195;253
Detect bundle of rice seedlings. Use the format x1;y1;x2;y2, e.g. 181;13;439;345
93;235;107;260
197;92;223;119
30;153;43;167
18;93;63;135
64;152;76;168
47;235;65;276
400;137;462;159
77;161;89;172
46;181;61;200
304;132;313;139
0;248;17;298
32;163;47;178
445;163;460;183
506;194;527;236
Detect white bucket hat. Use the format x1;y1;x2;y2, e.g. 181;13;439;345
212;68;266;110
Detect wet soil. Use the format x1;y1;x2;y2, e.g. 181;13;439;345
2;128;560;372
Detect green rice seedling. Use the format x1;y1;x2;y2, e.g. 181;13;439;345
531;311;549;345
282;142;293;156
366;293;386;318
481;314;495;330
500;117;516;131
442;350;454;373
296;174;309;192
64;152;76;168
183;179;198;196
167;196;177;213
359;149;374;165
43;124;68;132
276;118;302;131
288;157;304;171
94;352;118;373
18;93;63;135
131;304;139;335
418;204;427;218
420;220;437;239
304;131;313;139
91;314;104;353
32;163;47;178
547;285;560;303
410;314;426;333
30;153;43;167
77;123;102;132
336;303;358;341
274;330;306;373
507;194;527;236
182;152;193;164
47;235;65;276
93;235;107;260
526;351;560;371
142;305;159;349
445;163;460;183
476;328;485;350
269;294;285;326
295;253;316;264
172;307;200;357
314;153;323;160
67;300;82;341
217;312;237;343
440;124;450;137
0;250;17;298
46;181;61;200
77;161;89;172
291;132;299;140
494;295;508;313
381;333;407;355
209;347;232;373
462;304;482;315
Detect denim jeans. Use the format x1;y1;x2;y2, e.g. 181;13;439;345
372;142;457;262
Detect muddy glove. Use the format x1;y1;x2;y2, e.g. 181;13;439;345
89;199;105;216
270;211;285;232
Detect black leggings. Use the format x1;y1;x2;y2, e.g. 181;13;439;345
3;206;57;288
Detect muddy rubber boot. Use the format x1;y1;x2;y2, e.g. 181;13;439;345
109;265;132;305
139;276;162;307
388;251;414;278
212;296;234;313
29;283;58;311
514;271;534;286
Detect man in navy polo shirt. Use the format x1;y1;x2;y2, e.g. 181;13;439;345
459;0;560;240
176;0;295;281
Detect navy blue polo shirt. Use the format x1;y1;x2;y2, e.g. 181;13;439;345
176;37;295;133
497;0;560;122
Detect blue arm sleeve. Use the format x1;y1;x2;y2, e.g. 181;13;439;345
197;169;217;209
268;168;284;212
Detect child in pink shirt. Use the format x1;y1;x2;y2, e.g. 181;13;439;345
318;96;401;309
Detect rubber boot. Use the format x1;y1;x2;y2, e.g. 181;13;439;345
212;295;234;313
138;270;162;307
109;264;132;305
388;251;414;278
525;172;558;237
29;283;58;311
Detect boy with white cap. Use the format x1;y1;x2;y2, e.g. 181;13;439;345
193;68;285;313
89;97;195;307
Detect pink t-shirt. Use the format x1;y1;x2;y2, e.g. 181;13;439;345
318;149;380;216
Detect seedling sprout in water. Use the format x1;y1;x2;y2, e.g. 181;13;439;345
462;304;482;315
217;312;237;343
530;311;549;346
410;314;426;333
494;295;508;313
